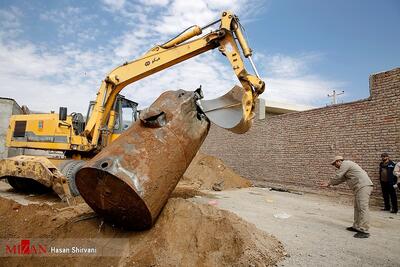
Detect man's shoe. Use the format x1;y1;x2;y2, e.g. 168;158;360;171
390;210;398;214
381;208;390;211
353;232;370;238
346;226;360;232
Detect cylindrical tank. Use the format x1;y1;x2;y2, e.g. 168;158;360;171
75;89;209;230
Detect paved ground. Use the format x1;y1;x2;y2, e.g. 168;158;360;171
192;187;400;267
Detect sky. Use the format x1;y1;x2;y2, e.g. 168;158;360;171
0;0;399;113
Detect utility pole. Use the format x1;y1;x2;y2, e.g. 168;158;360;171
327;90;344;105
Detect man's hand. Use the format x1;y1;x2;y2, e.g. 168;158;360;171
318;181;330;188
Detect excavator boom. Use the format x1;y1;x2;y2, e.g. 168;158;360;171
85;10;265;149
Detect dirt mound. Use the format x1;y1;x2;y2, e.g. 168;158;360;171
170;186;209;199
0;196;284;267
180;152;252;191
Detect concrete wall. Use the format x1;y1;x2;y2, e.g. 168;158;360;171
0;98;22;159
201;68;400;206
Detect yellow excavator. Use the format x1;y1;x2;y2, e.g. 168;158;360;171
0;11;265;200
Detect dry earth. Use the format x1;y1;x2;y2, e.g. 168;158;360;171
0;152;283;267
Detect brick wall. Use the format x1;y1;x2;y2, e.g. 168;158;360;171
201;67;400;206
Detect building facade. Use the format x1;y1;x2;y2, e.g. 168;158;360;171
0;98;23;159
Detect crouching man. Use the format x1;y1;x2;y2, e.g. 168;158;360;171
319;156;374;238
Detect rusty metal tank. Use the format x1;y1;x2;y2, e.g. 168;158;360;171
75;89;209;230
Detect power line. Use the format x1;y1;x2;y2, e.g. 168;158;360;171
327;90;344;105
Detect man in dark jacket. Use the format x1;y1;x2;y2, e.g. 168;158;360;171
379;153;398;213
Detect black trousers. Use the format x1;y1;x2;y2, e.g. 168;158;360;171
380;181;398;212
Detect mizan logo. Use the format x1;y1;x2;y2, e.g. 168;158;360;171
5;239;47;255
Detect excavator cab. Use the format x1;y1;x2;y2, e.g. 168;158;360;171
85;95;139;134
113;96;139;133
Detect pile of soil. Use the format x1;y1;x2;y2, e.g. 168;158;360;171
0;153;283;266
180;152;252;191
0;196;284;266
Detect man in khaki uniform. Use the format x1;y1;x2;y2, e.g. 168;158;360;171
320;156;373;238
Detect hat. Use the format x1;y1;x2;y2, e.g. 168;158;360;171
381;152;389;157
331;156;344;165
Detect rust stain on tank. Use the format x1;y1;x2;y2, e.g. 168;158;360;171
75;89;209;230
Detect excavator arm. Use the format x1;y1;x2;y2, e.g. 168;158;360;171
84;11;265;149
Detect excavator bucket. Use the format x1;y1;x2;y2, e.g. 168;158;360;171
199;85;254;134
